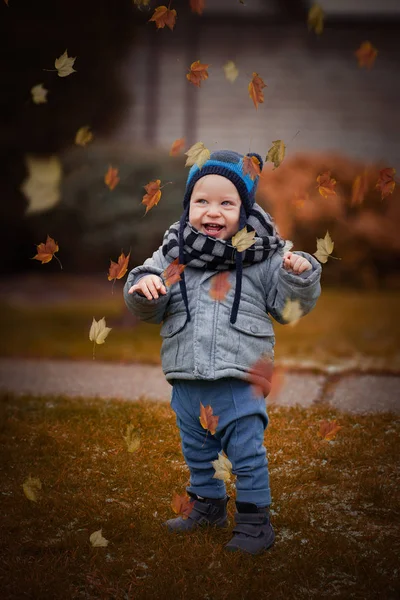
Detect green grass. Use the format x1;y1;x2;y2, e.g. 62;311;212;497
0;391;399;599
1;288;400;371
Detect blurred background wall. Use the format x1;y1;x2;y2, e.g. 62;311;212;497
1;0;400;289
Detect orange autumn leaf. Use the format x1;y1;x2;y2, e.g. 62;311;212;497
247;353;274;399
351;170;370;206
199;402;219;435
318;419;342;441
242;155;261;180
162;257;187;287
316;171;337;198
375;167;396;200
171;492;194;520
105;166;120;191
209;271;231;301
190;0;205;15
186;60;210;87
355;41;378;69
148;5;177;30
169;138;185;156
108;250;131;283
248;72;266;110
292;190;310;209
142;179;162;214
31;234;63;269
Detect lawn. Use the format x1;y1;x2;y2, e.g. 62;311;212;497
1;287;400;372
0;392;398;599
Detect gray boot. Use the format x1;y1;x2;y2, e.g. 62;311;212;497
163;492;230;532
224;502;275;555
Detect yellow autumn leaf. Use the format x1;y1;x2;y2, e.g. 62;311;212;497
22;475;42;502
232;226;256;253
123;423;141;453
265;140;286;169
21;155;62;214
31;83;48;104
211;452;233;482
55;49;77;77
89;529;109;547
75;126;93;147
185;142;211;169
313;230;341;264
223;60;239;83
89;317;112;345
308;3;324;35
282;298;303;326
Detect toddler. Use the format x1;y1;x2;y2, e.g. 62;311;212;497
124;150;322;555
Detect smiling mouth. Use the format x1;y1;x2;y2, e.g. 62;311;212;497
203;224;224;234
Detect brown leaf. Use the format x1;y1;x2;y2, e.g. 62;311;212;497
318;419;342;441
209;271;231;301
186;60;210;87
199;402;219;435
105;166;120;191
162;257;186;287
246;353;274;399
108;250;131;282
242;155;261;180
31;234;62;269
190;0;205;15
248;72;266;110
375;167;396;200
171;492;194;520
148;5;177;30
351;170;370;206
355;41;378;69
169;138;185;156
142;179;162;214
316;171;337;198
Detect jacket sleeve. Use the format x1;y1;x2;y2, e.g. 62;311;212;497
265;250;322;324
123;244;172;324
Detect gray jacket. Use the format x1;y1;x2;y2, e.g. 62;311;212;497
123;243;322;391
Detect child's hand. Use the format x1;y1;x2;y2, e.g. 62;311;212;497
128;275;167;300
282;251;312;274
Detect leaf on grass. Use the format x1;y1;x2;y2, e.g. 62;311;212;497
31;83;48;104
375;167;396;200
185;141;210;168
318;419;342;441
162;257;187;287
199;402;219;435
171;492;194;519
75;126;93;147
169;138;185;156
105;166;120;191
209;271;231;301
248;72;266;110
108;250;131;282
211;452;233;482
266;140;286;170
142;179;162;214
232;226;256;253
308;3;324;35
89;317;112;345
149;6;177;30
123;423;141;453
89;529;109;547
355;41;378;69
223;60;239;83
316;171;337;198
190;0;205;15
32;234;62;268
186;60;210;87
242;155;261;180
55;49;77;77
22;475;42;502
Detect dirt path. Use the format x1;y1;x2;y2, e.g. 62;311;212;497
0;357;399;415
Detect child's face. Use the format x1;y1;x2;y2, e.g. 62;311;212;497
188;174;241;240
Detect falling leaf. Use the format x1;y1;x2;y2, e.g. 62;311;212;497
22;475;42;502
190;0;205;15
142;179;162;214
149;5;177;30
266;140;286;170
89;529;109;547
89;317;112;359
292;190;310;209
209;271;231;301
185;141;210;168
170;138;185;156
21;155;62;214
186;60;210;87
282;298;303;326
223;60;239;83
105;166;120;191
313;230;341;264
248;72;266;110
351;170;370;206
108;250;131;288
247;353;274;399
316;171;337;198
308;3;324;35
31;83;48;104
212;452;233;482
199;402;219;436
355;41;378;69
31;234;63;269
283;239;294;254
75;126;93;147
375;167;396;200
232;226;256;253
242;155;261;180
171;492;194;519
54;49;77;77
318;419;342;441
162;257;187;287
123;423;141;453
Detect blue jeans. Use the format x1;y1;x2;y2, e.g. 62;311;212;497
170;377;271;507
